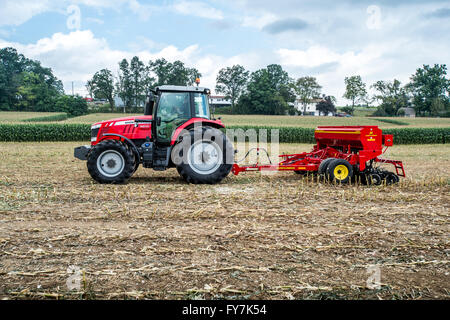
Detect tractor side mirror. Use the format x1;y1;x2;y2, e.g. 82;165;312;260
145;92;156;116
144;101;154;116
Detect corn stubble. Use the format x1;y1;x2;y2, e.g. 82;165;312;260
0;142;448;300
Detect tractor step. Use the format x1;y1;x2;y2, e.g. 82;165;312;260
152;146;171;169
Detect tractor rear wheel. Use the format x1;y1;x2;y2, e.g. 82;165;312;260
174;127;233;184
87;140;135;184
326;159;353;184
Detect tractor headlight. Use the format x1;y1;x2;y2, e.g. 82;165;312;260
91;124;101;142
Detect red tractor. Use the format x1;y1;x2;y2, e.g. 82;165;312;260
74;85;234;184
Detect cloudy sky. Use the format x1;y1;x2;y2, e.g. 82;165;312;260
0;0;449;104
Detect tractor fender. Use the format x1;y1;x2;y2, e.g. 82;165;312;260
99;133;141;161
170;118;225;145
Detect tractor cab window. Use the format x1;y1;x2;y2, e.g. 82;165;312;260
156;92;190;143
193;93;210;119
158;92;190;120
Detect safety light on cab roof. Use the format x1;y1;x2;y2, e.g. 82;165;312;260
195;77;201;86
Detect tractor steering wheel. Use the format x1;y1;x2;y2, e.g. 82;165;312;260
161;115;177;123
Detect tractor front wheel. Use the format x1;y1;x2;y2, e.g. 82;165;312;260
87;140;135;184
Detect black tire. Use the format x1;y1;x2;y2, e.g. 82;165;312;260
124;143;140;174
385;172;399;185
132;152;140;174
369;173;382;185
174;127;233;184
318;158;336;176
326;159;353;184
87;140;135;184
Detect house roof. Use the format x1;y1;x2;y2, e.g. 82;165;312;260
155;85;210;93
398;107;415;114
295;98;324;103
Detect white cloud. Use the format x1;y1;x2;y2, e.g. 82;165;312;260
0;0;154;27
277;46;342;68
0;30;204;95
241;13;277;29
0;0;51;26
0;27;398;102
127;0;154;21
0;30;251;96
173;1;224;20
277;45;389;104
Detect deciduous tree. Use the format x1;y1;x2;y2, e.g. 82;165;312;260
316;95;336;116
116;59;133;111
343;75;367;114
371;79;410;116
293;77;322;115
88;69;115;111
215;65;249;114
408;64;450;116
237;64;294;115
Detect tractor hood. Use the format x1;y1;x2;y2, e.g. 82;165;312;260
92;115;153;128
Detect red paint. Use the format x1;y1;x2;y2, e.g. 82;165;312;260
91;115;153;146
91;116;224;146
170;118;225;145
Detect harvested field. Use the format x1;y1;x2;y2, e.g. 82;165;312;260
0;142;449;300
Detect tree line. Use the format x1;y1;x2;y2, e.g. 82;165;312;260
0;47;88;116
215;64;450;117
87;57;201;112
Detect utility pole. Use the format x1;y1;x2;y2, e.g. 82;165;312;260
72;81;74;96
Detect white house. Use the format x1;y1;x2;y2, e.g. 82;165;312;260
294;98;333;116
209;95;232;110
397;107;416;118
114;96;125;107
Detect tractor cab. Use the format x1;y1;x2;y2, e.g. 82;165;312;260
144;85;212;145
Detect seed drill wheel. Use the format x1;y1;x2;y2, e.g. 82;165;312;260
318;158;336;176
325;159;353;184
